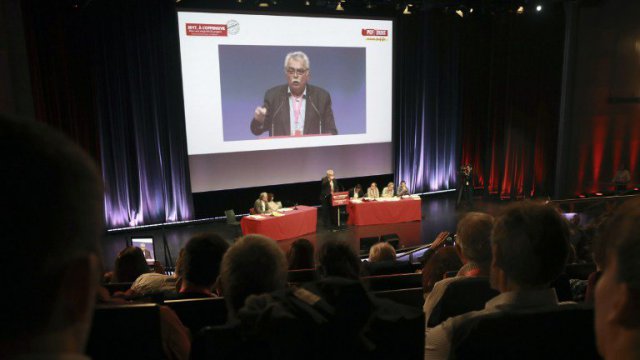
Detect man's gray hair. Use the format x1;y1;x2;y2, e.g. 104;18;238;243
284;51;310;70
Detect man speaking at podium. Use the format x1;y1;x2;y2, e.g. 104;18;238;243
320;169;341;229
250;51;338;137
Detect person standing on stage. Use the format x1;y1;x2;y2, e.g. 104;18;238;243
320;169;340;228
457;164;474;208
612;164;631;194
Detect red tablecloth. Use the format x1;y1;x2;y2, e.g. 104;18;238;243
240;205;317;241
347;198;422;226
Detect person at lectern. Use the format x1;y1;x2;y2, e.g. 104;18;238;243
382;182;395;198
250;51;338;137
320;169;341;228
254;192;269;214
367;182;380;199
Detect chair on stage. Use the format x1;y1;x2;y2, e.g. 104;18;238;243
225;209;242;237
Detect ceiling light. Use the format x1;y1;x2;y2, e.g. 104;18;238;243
517;6;524;14
455;9;464;18
403;4;412;15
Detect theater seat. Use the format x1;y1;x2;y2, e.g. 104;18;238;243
364;272;422;291
427;277;499;328
373;287;424;308
164;297;228;334
287;268;318;284
87;303;164;360
451;305;601;360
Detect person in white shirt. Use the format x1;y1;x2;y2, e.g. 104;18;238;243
425;201;572;360
267;193;281;212
254;192;269;214
382;182;395;198
367;182;380;198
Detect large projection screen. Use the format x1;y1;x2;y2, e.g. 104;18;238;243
177;12;394;192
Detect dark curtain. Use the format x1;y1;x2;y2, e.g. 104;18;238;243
394;12;461;194
21;0;99;160
86;0;193;228
459;6;565;199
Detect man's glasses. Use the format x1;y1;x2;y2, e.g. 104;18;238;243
286;67;308;76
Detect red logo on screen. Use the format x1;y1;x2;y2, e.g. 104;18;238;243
361;28;388;37
186;23;227;36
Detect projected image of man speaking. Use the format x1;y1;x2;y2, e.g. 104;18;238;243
250;51;338;137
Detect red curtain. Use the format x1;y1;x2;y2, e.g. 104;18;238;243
459;7;565;199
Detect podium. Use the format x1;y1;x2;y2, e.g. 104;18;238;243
331;191;350;228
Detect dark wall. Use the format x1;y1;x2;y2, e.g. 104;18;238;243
558;0;640;196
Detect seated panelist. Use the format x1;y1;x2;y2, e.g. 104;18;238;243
367;182;380;199
382;182;395;198
254;192;269;214
349;184;364;199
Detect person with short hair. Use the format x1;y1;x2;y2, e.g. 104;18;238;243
254;192;269;214
367;182;380;199
425;201;572;359
423;212;494;320
0;116;104;358
287;238;315;270
397;180;410;196
594;198;640;359
251;51;337;137
178;233;230;298
368;242;397;263
220;235;288;318
349;184;364;199
382;182;395;198
112;246;150;283
317;238;361;280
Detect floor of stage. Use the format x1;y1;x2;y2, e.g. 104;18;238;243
103;191;635;271
102;192;504;271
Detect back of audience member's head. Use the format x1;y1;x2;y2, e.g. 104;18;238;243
287;238;315;270
317;238;361;280
0;116;103;355
183;233;230;290
456;212;494;266
220;235;287;316
594;198;640;359
113;246;149;283
368;242;397;263
422;247;463;293
491;201;570;291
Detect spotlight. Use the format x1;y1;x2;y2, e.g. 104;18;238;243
536;4;542;12
305;0;310;5
258;1;269;7
469;8;473;13
455;9;464;18
595;192;603;196
336;1;344;11
516;6;524;14
403;4;412;15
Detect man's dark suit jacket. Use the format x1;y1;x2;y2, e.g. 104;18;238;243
349;188;364;198
250;84;338;137
320;176;340;201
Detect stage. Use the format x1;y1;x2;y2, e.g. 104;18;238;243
101;191;640;272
